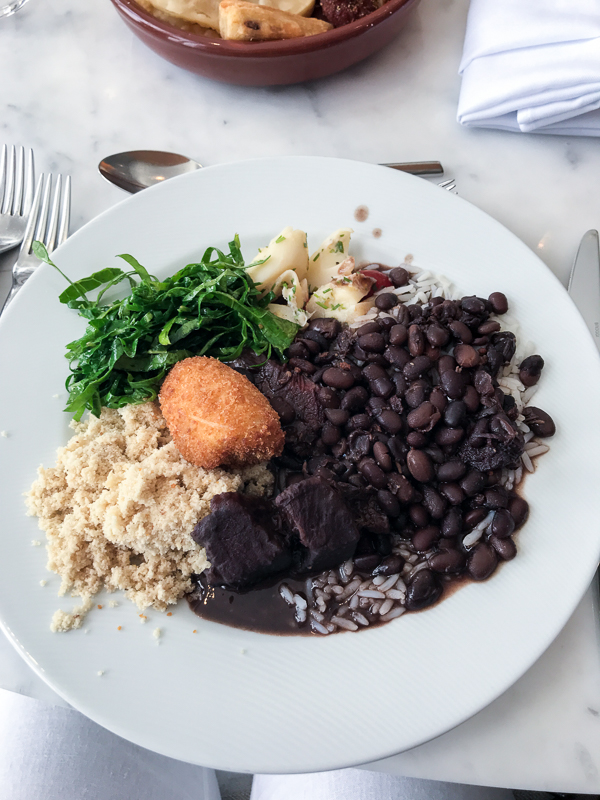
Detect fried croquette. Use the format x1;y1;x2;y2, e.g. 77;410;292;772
159;357;284;469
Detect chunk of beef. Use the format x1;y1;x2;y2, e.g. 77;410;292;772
459;410;524;471
320;0;379;27
275;477;360;571
192;493;291;589
337;484;390;536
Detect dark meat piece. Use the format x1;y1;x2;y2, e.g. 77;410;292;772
337;483;390;535
459;410;524;471
192;493;291;590
275;477;360;571
252;359;326;458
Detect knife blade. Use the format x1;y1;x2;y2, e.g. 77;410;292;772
568;229;600;353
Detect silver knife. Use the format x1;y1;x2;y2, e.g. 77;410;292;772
568;229;600;353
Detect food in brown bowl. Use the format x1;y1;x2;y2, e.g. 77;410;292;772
110;0;421;85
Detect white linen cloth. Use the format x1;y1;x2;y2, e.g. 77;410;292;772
251;770;515;800
457;0;600;136
0;688;221;800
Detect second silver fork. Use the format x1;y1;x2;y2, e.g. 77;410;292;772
0;173;71;315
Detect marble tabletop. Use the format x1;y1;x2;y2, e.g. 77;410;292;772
2;0;600;792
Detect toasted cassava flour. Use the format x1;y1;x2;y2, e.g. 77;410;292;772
26;402;272;631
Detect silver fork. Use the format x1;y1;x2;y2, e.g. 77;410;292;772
0;145;35;253
439;178;457;193
0;173;71;315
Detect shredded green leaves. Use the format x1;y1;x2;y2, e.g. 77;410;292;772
34;236;300;421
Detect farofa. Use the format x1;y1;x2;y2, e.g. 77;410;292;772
25;402;273;631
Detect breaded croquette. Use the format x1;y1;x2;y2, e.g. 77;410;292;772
159;357;284;469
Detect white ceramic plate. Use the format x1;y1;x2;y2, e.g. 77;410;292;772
1;157;600;774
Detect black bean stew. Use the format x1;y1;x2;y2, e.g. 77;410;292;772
189;288;555;635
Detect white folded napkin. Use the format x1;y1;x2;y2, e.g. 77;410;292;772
0;688;221;800
250;770;515;800
457;0;600;136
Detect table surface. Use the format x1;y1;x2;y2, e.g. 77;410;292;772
2;0;600;792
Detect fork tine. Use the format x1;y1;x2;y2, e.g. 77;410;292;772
57;175;71;247
0;145;5;205
12;146;25;216
1;145;15;215
32;174;52;246
19;173;44;257
22;148;35;216
44;175;62;253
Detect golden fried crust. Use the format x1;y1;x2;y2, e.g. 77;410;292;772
159;356;284;469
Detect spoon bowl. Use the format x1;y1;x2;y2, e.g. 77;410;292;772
98;150;201;194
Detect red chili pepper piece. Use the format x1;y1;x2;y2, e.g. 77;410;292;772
360;269;393;296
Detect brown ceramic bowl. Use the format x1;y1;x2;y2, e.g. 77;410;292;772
110;0;421;86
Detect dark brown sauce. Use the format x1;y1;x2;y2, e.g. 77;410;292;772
187;569;474;636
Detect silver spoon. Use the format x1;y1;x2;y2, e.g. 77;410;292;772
98;150;443;194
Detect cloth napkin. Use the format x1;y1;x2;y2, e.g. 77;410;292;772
0;688;221;800
457;0;600;136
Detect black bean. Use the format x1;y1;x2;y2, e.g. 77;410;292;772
508;496;529;528
460;470;486;496
407;401;440;431
406;431;428;448
393;373;408;396
443;400;467;428
358;332;386;353
373;554;405;575
308;317;341;339
377;409;403;434
366;396;387;415
409;504;430;527
484;488;508;509
412;526;440;552
325;408;349;426
522;407;555;437
405;569;442;610
441;507;463;537
408;324;425;357
428;548;466;574
348;473;367;488
317;386;340;409
389;267;409;287
387;436;407;462
461;296;486;315
359;458;388;489
389;323;408;346
467;543;498;581
478;320;500;335
352;344;369;361
423;486;447;519
375;292;398;311
464;507;487;528
407;448;434;482
440;369;468;399
454;343;480;369
384;345;410;369
322;367;355;390
340;386;369;412
426;323;450;347
437;460;466;482
354;554;382;573
519;355;544;387
376;490;401;517
448;320;473;344
347;413;372;431
403;356;432;381
287;341;309;359
357;321;382;336
463;385;480;413
388;472;415;503
429;387;447;412
288;357;316;375
407;304;423;320
491;509;515;538
379;316;395;331
371;377;395;399
489;535;517;561
404;379;428;408
439;482;465;506
488;292;508;314
373;441;393;471
435;426;464;447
